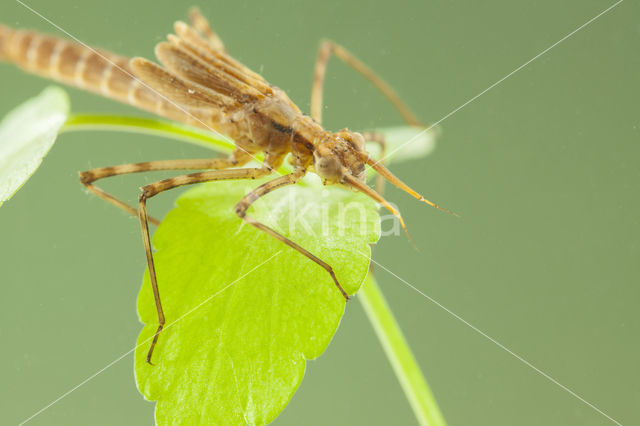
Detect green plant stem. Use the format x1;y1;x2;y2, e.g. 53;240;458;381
61;113;446;424
62;114;236;152
62;114;301;176
359;274;447;426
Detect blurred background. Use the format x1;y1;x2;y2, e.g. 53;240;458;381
0;0;638;425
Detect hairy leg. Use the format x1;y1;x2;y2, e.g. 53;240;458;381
139;165;274;363
234;168;350;300
79;151;249;225
311;40;422;126
361;130;387;194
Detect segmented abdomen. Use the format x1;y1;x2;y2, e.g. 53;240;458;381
0;25;209;126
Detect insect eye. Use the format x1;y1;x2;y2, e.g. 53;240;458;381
315;156;340;178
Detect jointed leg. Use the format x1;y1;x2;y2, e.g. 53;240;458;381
234;169;350;300
311;40;422;126
79;155;248;226
361;130;387;195
140;166;273;364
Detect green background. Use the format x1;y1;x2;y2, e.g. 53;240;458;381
1;0;637;425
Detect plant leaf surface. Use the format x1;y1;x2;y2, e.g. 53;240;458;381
135;178;380;425
0;87;69;206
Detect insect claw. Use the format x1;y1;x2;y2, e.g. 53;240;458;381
146;351;155;365
338;286;350;301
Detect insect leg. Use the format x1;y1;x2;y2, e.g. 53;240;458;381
139;166;273;364
234;169;350;300
79;153;249;225
310;40;422;126
360;130;388;194
365;132;388;275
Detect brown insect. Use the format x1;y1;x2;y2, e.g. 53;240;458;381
0;8;451;363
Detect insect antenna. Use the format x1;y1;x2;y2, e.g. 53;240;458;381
342;174;414;243
366;158;459;217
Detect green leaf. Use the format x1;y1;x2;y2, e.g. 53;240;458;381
58;113;442;424
135;177;381;425
0;87;69;206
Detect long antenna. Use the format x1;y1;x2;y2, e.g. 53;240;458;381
366;158;459;217
342;175;413;241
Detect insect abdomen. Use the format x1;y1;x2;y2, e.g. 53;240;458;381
1;26;132;98
0;25;299;146
0;25;200;124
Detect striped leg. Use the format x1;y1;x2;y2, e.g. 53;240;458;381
311;40;422;126
79;153;249;225
234;169;350;301
139;166;274;364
